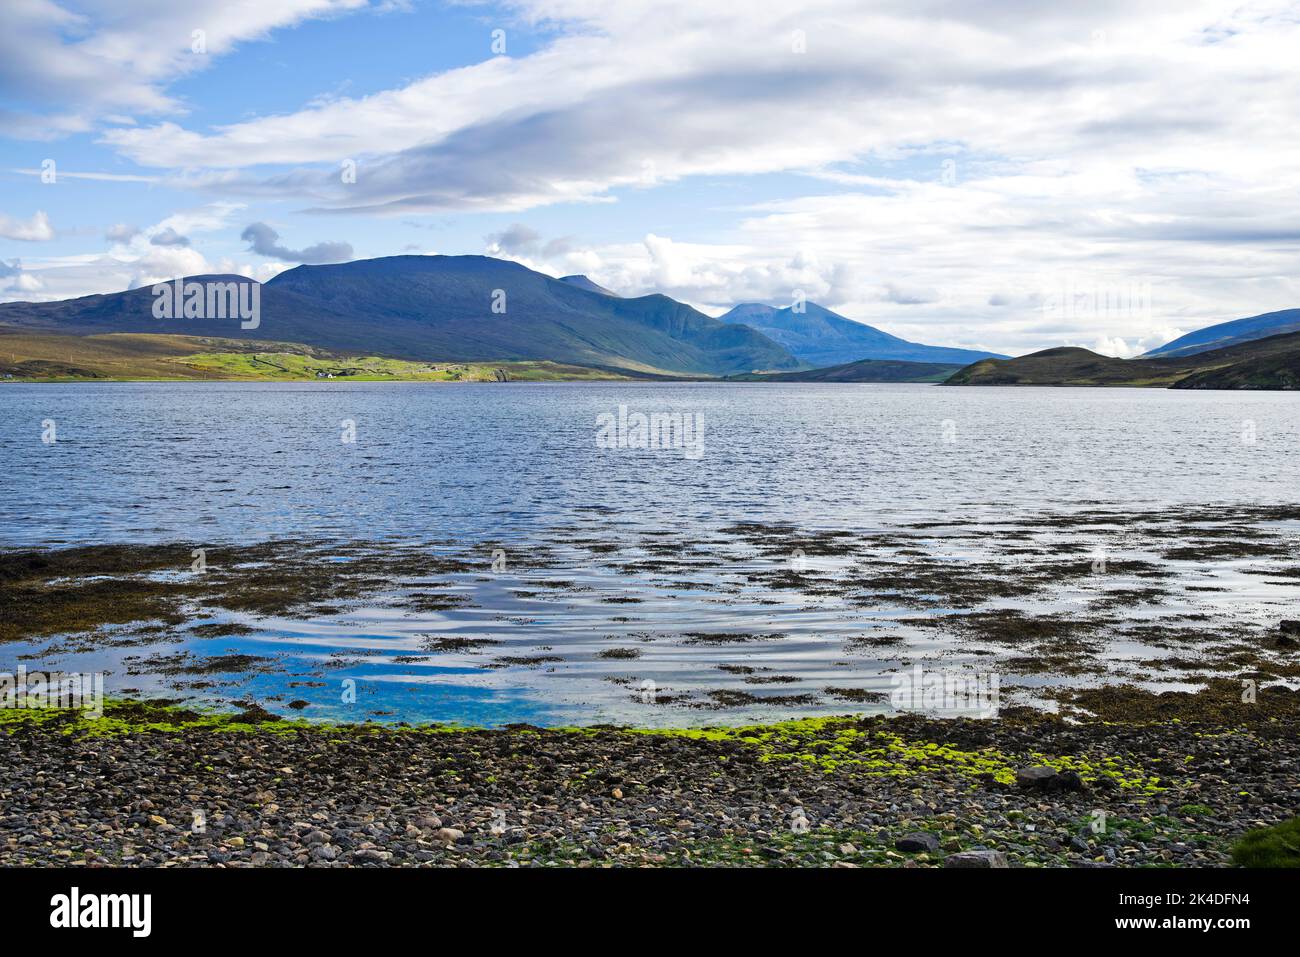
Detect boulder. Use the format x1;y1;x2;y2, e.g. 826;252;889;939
1015;766;1059;790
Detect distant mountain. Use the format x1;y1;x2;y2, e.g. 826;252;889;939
558;275;619;297
730;358;963;383
716;302;1004;366
0;256;802;377
1143;308;1300;358
947;329;1300;389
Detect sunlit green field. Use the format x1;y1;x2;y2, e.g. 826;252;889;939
0;329;639;382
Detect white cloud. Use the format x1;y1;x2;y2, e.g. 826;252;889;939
0;203;260;302
0;210;55;241
11;1;1300;354
0;0;372;136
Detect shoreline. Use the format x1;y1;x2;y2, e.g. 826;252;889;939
2;690;1296;867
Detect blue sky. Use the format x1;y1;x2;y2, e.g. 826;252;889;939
3;0;1300;357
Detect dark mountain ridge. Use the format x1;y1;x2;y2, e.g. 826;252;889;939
0;256;801;377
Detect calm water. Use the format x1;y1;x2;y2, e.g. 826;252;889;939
2;381;1299;725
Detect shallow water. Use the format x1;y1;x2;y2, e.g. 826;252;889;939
3;381;1299;725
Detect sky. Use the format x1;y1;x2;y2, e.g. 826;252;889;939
2;0;1300;357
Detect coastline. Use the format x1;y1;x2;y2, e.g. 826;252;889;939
3;690;1295;867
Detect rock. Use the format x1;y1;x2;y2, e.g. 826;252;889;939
1280;620;1300;636
147;815;167;826
310;844;340;862
1056;770;1086;792
944;850;1008;868
895;832;940;853
1070;836;1091;853
416;815;442;830
1015;767;1059;790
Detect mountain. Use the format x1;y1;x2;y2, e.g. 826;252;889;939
730;358;963;383
0;256;802;377
1143;308;1300;358
558;275;619;297
947;329;1300;389
716;302;1004;366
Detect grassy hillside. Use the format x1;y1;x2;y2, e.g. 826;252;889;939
730;358;963;382
944;347;1192;386
0;328;642;382
946;330;1300;389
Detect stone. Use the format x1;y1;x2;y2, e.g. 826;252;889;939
1056;770;1086;792
944;850;1008;868
1015;766;1060;790
895;832;940;853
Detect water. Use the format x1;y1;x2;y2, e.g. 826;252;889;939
2;381;1299;726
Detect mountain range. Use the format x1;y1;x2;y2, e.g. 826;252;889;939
716;302;1003;366
0;255;1000;377
0;256;797;377
4;253;1300;387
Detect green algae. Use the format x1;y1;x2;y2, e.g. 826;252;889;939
0;697;476;736
1;702;1161;792
633;716;1162;791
